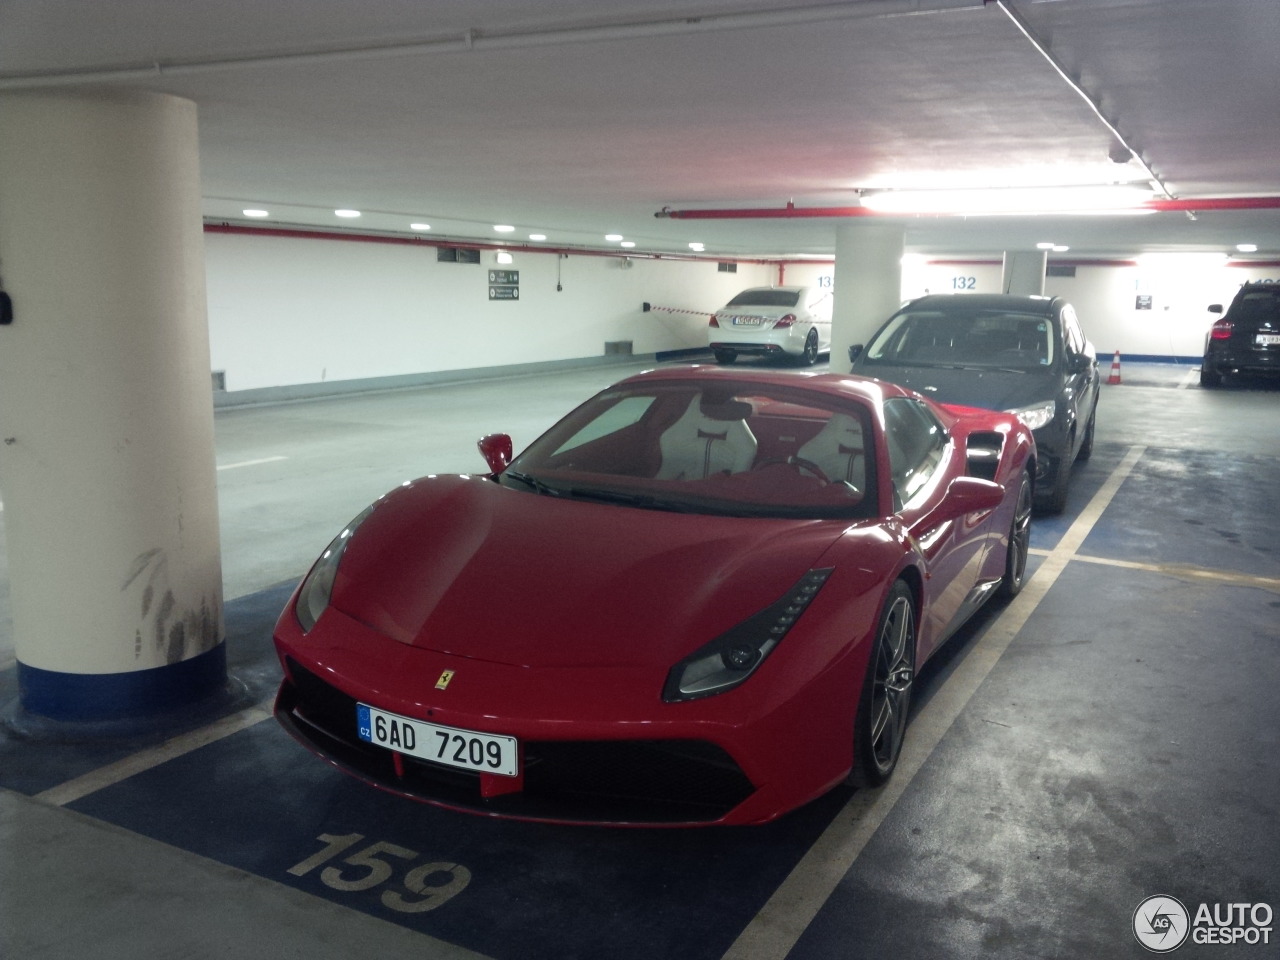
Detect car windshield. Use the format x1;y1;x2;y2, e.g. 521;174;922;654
864;307;1056;370
501;380;879;520
1231;289;1280;324
725;289;801;308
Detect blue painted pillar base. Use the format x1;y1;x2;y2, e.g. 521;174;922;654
7;643;243;740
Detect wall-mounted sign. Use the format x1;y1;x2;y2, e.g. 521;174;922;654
489;269;520;301
1135;294;1153;310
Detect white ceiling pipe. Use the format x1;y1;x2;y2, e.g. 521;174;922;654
0;0;987;90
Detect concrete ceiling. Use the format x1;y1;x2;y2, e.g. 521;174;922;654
3;0;1279;259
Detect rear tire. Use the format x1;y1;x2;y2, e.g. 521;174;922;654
713;349;737;365
999;471;1033;599
798;328;820;366
848;581;916;788
1199;364;1222;388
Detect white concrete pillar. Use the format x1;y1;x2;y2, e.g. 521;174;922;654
0;90;224;723
833;221;905;367
1002;250;1047;295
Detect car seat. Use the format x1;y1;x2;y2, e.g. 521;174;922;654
797;413;865;488
655;395;757;480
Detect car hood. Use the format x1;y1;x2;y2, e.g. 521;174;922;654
853;363;1056;411
328;475;846;669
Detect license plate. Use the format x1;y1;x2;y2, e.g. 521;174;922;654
731;316;764;326
1255;333;1280;346
357;703;518;776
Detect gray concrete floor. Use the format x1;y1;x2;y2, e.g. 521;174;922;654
1;359;1278;959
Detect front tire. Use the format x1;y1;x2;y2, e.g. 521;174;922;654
1077;410;1096;461
849;580;916;788
999;470;1033;599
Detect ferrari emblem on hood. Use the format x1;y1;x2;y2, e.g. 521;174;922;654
435;670;455;691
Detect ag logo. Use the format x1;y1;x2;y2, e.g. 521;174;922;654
1133;895;1190;953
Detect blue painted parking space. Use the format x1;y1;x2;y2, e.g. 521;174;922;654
65;719;849;960
1079;446;1280;579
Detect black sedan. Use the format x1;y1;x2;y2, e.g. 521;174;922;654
849;294;1099;513
1201;282;1280;387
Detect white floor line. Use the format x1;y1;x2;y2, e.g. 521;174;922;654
720;445;1147;960
217;455;288;471
1177;366;1201;389
34;703;274;807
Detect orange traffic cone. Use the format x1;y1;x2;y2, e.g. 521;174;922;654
1107;350;1122;385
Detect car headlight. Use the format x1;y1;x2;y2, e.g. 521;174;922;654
662;568;833;702
1006;400;1056;432
294;503;377;633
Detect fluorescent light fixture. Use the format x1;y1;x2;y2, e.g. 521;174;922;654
1036;241;1056;250
620;241;636;248
494;224;516;233
410;223;431;231
242;209;270;218
1236;243;1258;253
605;234;624;242
688;242;705;252
529;233;547;241
1052;245;1070;252
335;209;362;218
860;184;1156;215
495;251;514;265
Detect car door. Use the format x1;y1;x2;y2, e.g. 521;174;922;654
883;398;995;661
1060;304;1099;459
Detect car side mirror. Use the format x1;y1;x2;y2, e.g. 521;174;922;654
1208;304;1223;314
477;433;513;474
1069;352;1093;373
935;476;1005;522
848;344;864;364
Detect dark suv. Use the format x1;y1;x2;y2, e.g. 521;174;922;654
1201;282;1280;387
849;294;1099;514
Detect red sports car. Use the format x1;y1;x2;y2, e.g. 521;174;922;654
273;367;1035;826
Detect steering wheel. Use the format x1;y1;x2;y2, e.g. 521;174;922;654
752;456;831;484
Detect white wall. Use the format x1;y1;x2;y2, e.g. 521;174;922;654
205;231;1280;392
205;232;771;392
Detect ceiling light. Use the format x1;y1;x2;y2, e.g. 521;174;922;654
495;251;514;265
494;225;515;233
688;242;705;252
529;233;547;241
620;241;636;248
1036;241;1056;250
605;234;624;242
410;223;431;231
1236;243;1258;253
242;209;270;218
1052;245;1070;252
859;185;1156;215
335;209;362;218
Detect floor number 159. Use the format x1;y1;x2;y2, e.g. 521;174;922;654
287;832;471;913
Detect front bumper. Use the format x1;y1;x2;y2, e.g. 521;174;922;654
273;604;854;826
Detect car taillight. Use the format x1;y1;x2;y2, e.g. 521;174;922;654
774;313;797;329
709;315;720;328
1210;319;1233;340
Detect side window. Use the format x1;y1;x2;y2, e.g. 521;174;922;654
883;398;947;508
1061;305;1085;356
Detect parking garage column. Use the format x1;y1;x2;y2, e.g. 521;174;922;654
0;90;225;725
1002;249;1047;295
832;221;904;368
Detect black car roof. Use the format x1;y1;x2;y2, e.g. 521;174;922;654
900;293;1062;314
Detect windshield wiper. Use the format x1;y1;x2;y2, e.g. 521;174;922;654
564;486;694;513
503;470;566;497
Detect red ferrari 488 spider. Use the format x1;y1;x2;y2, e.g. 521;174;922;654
274;367;1034;826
